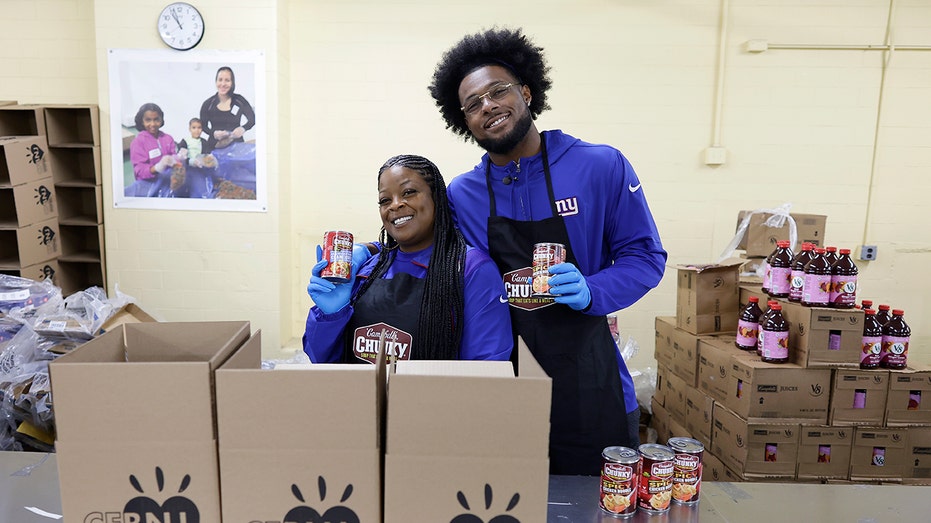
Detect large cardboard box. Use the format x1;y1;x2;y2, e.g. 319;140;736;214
685;386;715;449
724;353;831;423
216;333;384;522
780;299;864;368
49;321;251;523
99;303;158;333
654;365;669;407
0;104;46;137
885;366;931;427
698;337;738;403
829;369;889;426
651;397;671;444
44;104;100;146
662;366;688;423
0;135;50;186
0;217;61;269
675;259;742;335
736;210;827;257
0;258;59;283
383;340;552;523
0;176;57;227
904;427;931;484
702;450;742;482
796;425;854;480
849;427;907;481
711;403;799;479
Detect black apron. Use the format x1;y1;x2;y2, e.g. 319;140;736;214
342;268;425;364
485;135;629;475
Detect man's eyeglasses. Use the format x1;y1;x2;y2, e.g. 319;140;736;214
460;83;515;115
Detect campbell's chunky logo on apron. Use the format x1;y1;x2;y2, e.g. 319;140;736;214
352;322;412;363
503;267;555;311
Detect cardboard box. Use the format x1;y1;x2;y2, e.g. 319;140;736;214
829;369;889;426
0;217;61;269
885;366;931;427
216;332;384;522
686;387;715;449
662;368;688;423
49;321;251;523
724;353;831;423
0;104;46;137
667;413;691;441
796;425;854;480
905;427;931;484
849;427;907;481
737;210;827;257
0;176;57;227
0;259;59;284
383;340;551;523
654;365;669;407
44;104;100;146
57;184;104;225
654;316;677;370
48;145;102;185
0;135;51;187
651;397;670;444
675;259;743;335
780;299;864;368
698;337;737;403
702;450;743;482
711;403;799;480
99;303;158;333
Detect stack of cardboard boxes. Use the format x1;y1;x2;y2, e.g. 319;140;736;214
0;103;104;295
652;213;930;485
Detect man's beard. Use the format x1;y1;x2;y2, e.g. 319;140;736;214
474;108;533;155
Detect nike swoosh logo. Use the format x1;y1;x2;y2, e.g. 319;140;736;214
499;296;508;303
628;183;642;193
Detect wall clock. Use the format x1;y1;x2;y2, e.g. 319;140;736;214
158;3;205;51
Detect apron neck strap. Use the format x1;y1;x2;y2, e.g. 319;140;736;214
485;132;558;217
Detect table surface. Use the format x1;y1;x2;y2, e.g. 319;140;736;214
3;451;929;522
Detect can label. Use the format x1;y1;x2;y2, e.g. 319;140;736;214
872;447;885;466
638;455;673;513
531;243;565;296
818;445;831;463
671;453;702;505
321;231;353;282
600;462;638;517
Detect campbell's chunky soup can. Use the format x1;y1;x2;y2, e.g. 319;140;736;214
531;242;565;296
637;444;674;514
600;446;640;518
667;437;703;505
321;230;353;283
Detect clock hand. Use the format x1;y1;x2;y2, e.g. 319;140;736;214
171;10;183;29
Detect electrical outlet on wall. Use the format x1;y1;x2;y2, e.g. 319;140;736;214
859;245;877;261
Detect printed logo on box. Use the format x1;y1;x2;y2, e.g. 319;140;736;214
450;484;522;523
83;467;200;523
282;476;359;523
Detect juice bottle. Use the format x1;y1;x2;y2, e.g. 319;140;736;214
761;246;776;295
760;303;789;364
756;300;779;357
876;304;892;326
829;248;858;309
880;309;910;370
735;296;763;351
859;299;873;310
768;240;793;298
789;242;814;302
824;246;839;267
860;309;882;369
801;248;831;307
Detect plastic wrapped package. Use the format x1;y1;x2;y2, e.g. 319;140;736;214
0;274;60;314
0;360;54;451
32;286;131;342
717;202;799;263
261;349;312;370
634;366;658;415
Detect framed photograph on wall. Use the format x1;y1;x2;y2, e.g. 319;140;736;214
108;48;267;212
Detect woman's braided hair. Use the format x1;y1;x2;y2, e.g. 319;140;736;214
428;26;553;140
350;155;467;360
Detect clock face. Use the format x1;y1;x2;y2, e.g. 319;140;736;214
158;3;204;51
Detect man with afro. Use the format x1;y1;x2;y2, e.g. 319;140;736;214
429;27;667;476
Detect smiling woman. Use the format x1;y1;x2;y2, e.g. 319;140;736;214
302;154;514;365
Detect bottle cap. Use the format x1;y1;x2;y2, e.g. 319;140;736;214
864;309;876;315
893;309;904;316
771;304;782;310
879;304;890;311
801;242;813;250
777;240;790;247
839;248;851;254
862;300;873;307
814;248;826;253
826;246;837;252
749;296;759;303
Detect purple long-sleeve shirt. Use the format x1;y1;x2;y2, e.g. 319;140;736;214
129;130;177;181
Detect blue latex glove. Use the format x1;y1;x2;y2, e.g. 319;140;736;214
306;245;355;314
547;262;592;311
352;243;374;275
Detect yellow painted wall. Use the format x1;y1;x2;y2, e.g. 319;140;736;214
1;0;928;368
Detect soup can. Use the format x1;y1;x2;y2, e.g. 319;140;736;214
637;444;674;514
320;230;353;283
667;437;703;505
531;242;566;296
600;446;640;518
